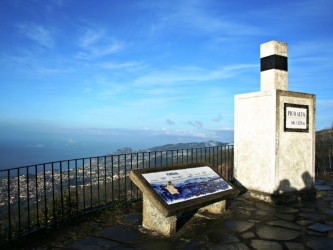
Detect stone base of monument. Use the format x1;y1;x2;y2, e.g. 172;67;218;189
142;194;226;235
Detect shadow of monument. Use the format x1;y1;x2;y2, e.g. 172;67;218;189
271;171;316;204
233;171;317;204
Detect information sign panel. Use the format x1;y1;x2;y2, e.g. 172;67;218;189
142;166;232;205
129;164;239;216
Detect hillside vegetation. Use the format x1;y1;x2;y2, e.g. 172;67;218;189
316;128;333;144
316;128;333;174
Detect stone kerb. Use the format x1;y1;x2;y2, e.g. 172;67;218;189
129;163;239;236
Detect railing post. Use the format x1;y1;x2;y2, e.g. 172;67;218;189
7;170;12;240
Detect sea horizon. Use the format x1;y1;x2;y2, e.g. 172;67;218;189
0;135;234;171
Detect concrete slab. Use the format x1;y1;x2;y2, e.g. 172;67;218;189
251;239;282;250
69;237;119;250
306;236;333;250
96;225;144;243
308;223;333;232
223;220;255;233
266;220;303;230
256;224;302;240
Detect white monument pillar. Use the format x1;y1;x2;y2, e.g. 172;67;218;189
234;40;316;203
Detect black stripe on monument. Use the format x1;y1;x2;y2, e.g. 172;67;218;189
261;55;288;72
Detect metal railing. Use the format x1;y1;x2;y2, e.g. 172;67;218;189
315;144;333;174
0;145;234;241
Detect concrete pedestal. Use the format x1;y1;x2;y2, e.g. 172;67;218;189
142;194;177;236
142;194;226;236
199;200;226;213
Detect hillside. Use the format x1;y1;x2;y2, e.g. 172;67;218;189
316;128;333;144
147;140;228;151
111;140;228;155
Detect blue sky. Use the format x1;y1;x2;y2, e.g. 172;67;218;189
0;0;333;153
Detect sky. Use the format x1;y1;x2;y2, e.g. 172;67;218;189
0;0;333;166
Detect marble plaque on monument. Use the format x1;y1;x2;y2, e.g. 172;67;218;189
284;103;309;132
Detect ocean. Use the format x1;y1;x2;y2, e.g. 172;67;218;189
0;125;234;171
0;142;119;170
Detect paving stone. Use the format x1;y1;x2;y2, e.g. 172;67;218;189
274;212;295;221
323;196;333;201
249;219;260;223
299;212;327;221
266;220;303;230
138;240;179;250
251;239;282;250
244;206;256;211
236;209;252;216
237;197;255;206
276;206;298;213
124;213;142;226
315;180;325;184
96;225;144;243
285;242;305;250
241;231;255;239
326;220;333;226
182;241;207;250
306;236;333;250
307;230;325;236
256;224;302;240
207;232;240;244
256;202;276;212
315;185;332;191
256;210;269;216
328;230;333;238
322;208;333;215
69;237;119;250
300;207;317;213
296;220;314;226
210;242;250;250
308;223;333;232
223;220;255;233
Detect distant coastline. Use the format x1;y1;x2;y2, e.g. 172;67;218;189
0;140;230;171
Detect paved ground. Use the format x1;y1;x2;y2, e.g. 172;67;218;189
7;176;333;249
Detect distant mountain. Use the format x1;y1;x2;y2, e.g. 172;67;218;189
316;128;333;144
110;147;135;155
110;140;228;155
147;140;227;152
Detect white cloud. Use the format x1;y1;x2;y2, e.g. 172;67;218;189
77;27;125;59
134;64;256;87
78;28;105;48
77;41;125;59
16;22;54;48
100;61;147;71
138;0;261;37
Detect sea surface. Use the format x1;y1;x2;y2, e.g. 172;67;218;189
0;124;234;170
0;142;119;170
